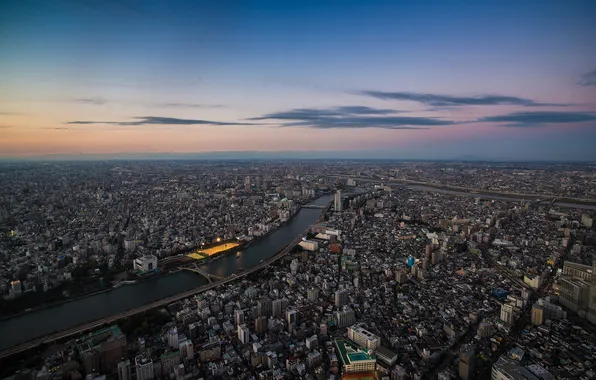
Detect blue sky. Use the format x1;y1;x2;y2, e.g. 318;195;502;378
1;0;595;160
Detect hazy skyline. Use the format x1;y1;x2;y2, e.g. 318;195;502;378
1;0;596;160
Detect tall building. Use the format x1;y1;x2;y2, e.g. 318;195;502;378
255;316;268;334
286;308;298;326
235;309;245;326
238;324;250;344
257;298;272;317
134;356;154;380
272;299;283;317
160;351;180;376
334;306;356;328
167;327;179;350
459;345;475;380
77;325;127;374
335;289;349;308
117;360;131;380
587;261;596;324
347;325;381;350
334;189;342;212
500;303;518;324
531;305;544;326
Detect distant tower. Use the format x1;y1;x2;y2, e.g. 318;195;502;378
334;189;342;212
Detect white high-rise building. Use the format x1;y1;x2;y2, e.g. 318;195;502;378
334;190;343;212
238;324;250;344
167;327;179;349
117;360;131;380
135;355;154;380
235;309;245;326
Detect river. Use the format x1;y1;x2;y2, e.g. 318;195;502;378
0;194;333;351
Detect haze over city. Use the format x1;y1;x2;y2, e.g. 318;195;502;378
1;0;596;160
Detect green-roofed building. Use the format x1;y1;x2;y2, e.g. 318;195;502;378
334;338;376;373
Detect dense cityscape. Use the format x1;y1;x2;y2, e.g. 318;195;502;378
0;160;595;380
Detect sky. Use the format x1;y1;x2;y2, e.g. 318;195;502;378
1;0;596;160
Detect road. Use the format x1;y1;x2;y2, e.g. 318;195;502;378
0;205;330;360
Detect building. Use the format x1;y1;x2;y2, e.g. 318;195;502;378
491;356;539;380
335;289;350;308
335;306;356;328
238;324;250;344
272;299;282;317
307;288;320;302
587;261;596;324
255;316;268;333
167;327;179;350
160;351;180;376
234;309;244;326
500;303;519;324
459;345;475;380
199;340;221;362
133;254;157;272
134;356;154;380
347;325;381;350
117;360;131;380
10;280;22;297
559;276;591;312
299;240;319;251
286;308;298;326
77;325;127;374
334;338;376;373
257;298;272;317
375;346;397;366
305;335;318;350
334;190;343;212
531;305;544;326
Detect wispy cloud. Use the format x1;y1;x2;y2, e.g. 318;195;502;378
357;91;565;107
248;106;449;129
71;98;221;108
478;111;596;127
74;97;108;105
65;116;253;127
0;125;12;129
578;70;596;87
159;103;223;108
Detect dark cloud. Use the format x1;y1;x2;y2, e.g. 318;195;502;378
358;91;564;107
66;116;253;126
0;125;12;129
578;70;596;87
74;97;107;105
248;106;448;129
478;111;596;127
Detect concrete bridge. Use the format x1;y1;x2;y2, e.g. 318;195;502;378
181;263;225;283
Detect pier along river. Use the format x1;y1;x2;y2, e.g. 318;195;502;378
0;195;333;351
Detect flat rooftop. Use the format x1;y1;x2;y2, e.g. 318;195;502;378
334;338;375;365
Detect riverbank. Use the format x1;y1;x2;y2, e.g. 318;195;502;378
0;195;334;355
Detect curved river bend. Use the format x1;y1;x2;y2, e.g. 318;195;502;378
0;195;333;351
